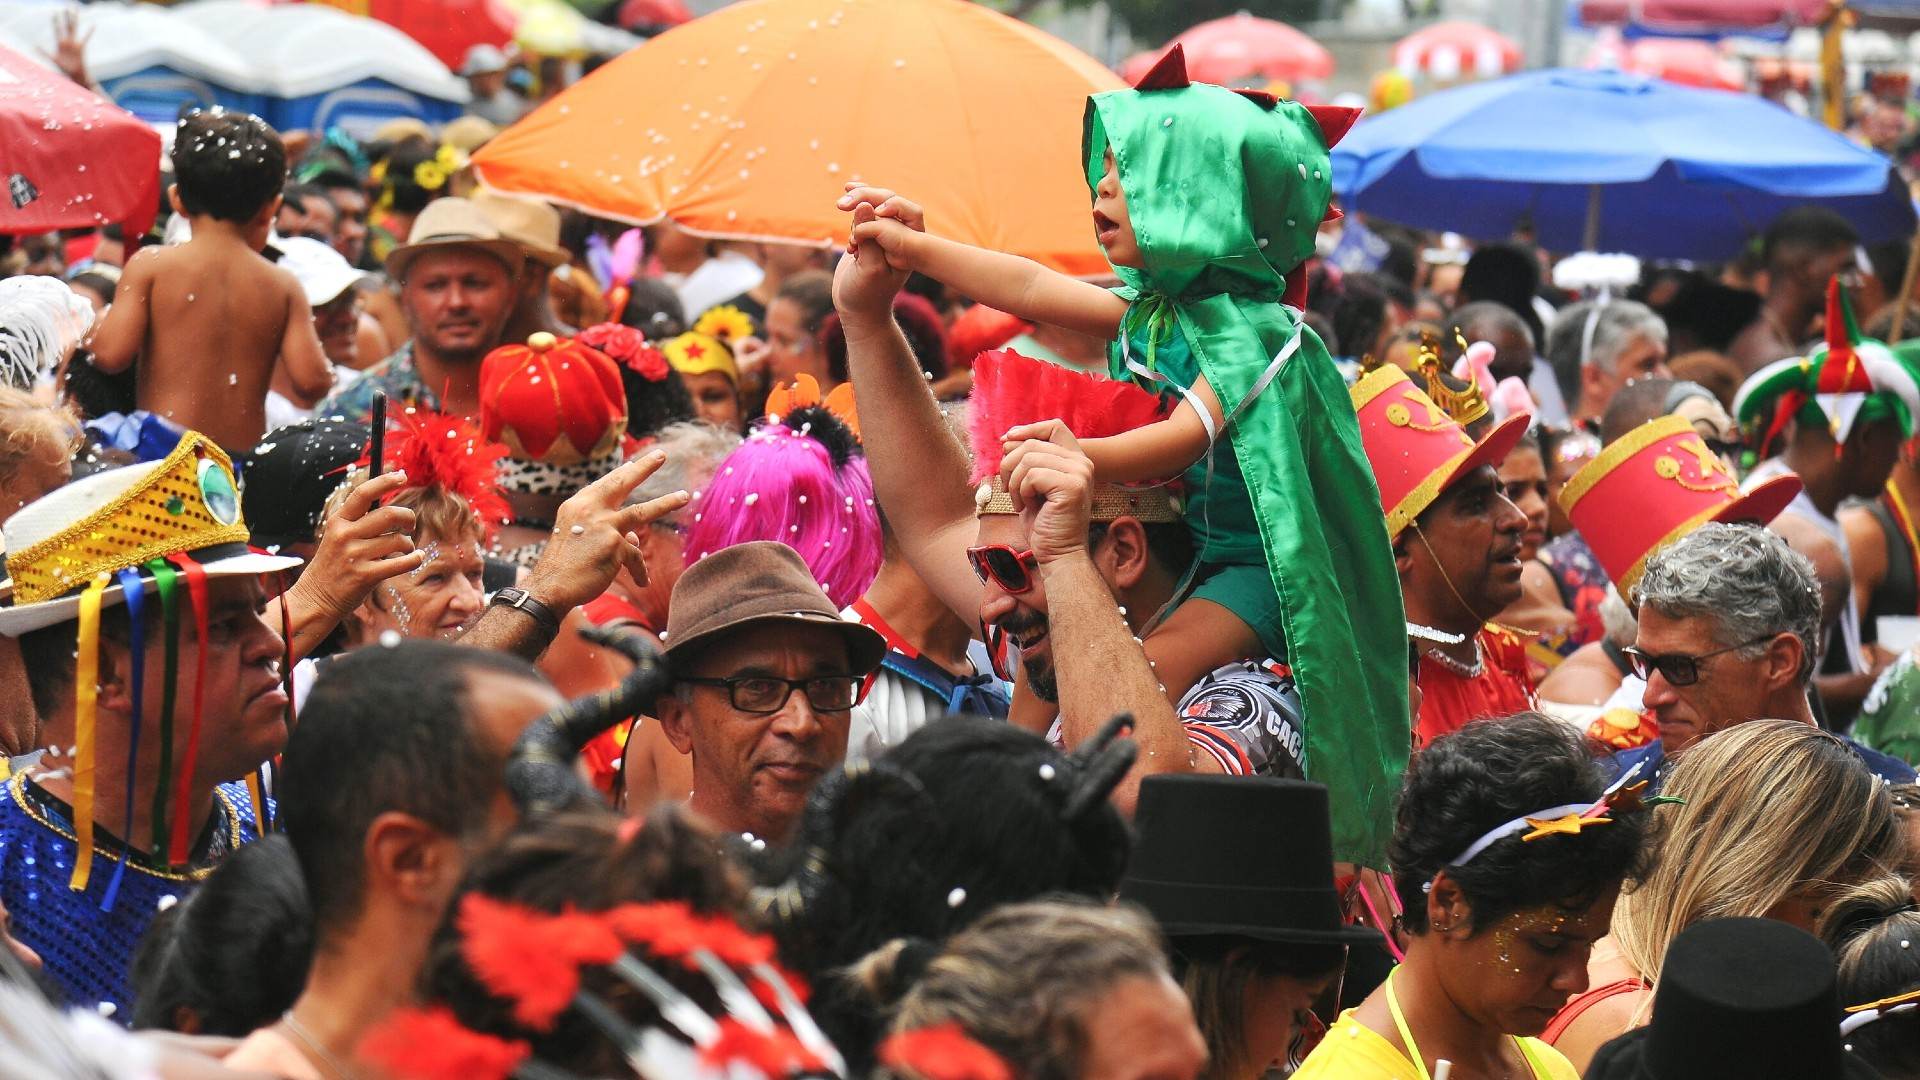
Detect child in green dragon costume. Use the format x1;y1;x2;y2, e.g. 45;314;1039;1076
843;46;1407;867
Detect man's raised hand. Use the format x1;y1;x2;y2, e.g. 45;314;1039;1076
524;450;690;614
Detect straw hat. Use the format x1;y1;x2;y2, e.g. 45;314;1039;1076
472;188;568;270
384;196;526;283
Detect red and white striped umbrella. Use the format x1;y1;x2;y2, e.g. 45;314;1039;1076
1393;21;1522;81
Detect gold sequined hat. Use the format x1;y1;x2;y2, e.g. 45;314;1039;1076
0;432;301;636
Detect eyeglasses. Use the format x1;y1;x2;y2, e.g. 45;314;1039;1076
1619;636;1774;687
967;544;1038;595
678;674;867;714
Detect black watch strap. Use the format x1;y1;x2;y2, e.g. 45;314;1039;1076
490;586;561;636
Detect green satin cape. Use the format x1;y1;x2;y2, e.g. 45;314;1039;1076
1086;81;1407;868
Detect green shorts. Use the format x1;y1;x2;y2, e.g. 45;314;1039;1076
1185;559;1287;664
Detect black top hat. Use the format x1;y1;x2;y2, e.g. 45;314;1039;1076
1586;917;1883;1080
1118;775;1383;947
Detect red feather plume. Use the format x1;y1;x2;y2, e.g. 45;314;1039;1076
455;894;624;1030
601;900;706;961
361;408;512;537
356;1006;530;1080
699;1018;826;1077
750;960;814;1009
879;1023;1015;1080
966;349;1171;483
696;916;779;968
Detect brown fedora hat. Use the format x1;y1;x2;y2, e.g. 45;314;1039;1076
663;541;885;677
384;196;528;283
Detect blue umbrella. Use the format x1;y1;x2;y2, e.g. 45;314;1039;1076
1331;67;1914;259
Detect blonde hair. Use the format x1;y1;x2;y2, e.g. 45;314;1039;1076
320;465;485;547
857;901;1169;1080
0;386;77;493
1613;720;1901;989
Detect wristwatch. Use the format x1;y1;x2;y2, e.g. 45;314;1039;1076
489;586;561;637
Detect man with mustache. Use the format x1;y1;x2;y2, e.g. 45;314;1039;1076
317;197;521;424
1348;364;1536;747
652;542;885;845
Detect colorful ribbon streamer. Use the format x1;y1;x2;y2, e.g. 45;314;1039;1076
100;567;146;911
68;574;109;892
146;559;179;859
166;555;209;865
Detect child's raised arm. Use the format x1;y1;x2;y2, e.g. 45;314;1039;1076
1006;375;1224;485
276;277;334;406
86;250;155;373
840;185;1127;341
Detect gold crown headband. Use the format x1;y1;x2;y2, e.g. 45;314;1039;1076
1414;330;1489;428
6;433;248;605
973;476;1181;523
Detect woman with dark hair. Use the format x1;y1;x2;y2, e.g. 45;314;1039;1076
766;715;1136;1073
1821;876;1920;1079
1120;776;1378;1079
128;835;313;1036
1294;713;1646;1080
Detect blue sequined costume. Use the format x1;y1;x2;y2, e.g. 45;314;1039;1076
0;775;265;1020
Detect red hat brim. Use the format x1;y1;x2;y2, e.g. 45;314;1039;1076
1421;411;1530;521
1710;473;1802;532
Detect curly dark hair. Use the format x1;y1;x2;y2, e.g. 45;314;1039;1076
764;716;1133;1073
1390;713;1646;934
420;807;753;1076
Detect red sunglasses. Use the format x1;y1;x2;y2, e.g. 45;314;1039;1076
967;543;1038;595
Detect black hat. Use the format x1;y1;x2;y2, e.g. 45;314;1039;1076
1587;917;1882;1080
1119;775;1383;947
241;417;370;550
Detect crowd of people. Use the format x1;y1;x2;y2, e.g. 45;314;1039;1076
0;23;1918;1080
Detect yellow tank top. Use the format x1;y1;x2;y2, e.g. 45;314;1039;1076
1293;972;1579;1080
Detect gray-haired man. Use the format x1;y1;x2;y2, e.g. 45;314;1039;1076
1606;522;1914;787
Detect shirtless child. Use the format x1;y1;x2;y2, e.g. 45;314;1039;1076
88;110;332;452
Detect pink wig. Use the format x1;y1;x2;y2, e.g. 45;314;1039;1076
682;418;882;608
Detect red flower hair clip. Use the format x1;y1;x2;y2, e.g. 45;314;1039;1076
580;321;670;382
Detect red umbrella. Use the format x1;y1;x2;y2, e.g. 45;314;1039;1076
617;0;692;32
1622;38;1746;91
0;44;160;240
305;0;516;71
1393;21;1522;80
1155;12;1333;85
1577;0;1828;31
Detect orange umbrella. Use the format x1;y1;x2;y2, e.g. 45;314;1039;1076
472;0;1123;276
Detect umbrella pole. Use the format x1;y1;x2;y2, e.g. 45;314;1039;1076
1583;184;1601;252
1893;227;1920;342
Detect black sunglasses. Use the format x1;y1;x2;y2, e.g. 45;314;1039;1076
1619;635;1774;687
678;674;867;714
